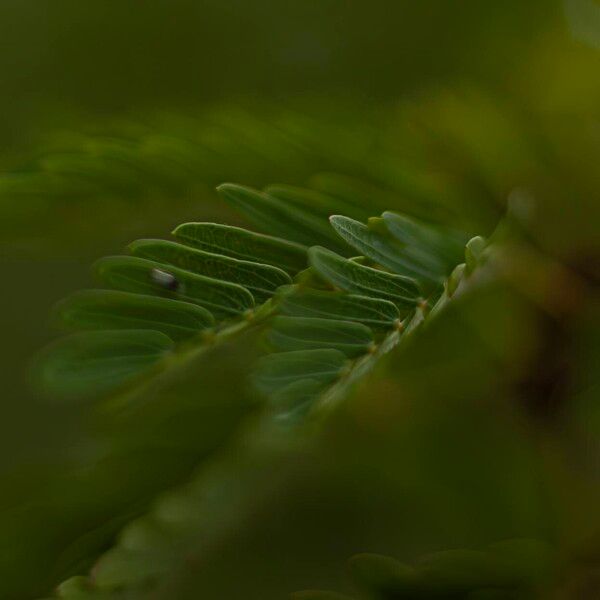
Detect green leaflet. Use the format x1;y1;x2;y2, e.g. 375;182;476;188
330;214;446;284
266;316;374;358
264;184;370;222
382;211;469;275
276;286;401;329
253;349;348;396
465;235;487;274
34;329;173;400
270;378;327;420
129;239;291;304
173;222;307;274
94;255;254;320
217;183;349;252
308;246;421;309
54;290;215;341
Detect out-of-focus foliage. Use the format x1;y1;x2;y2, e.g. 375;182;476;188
1;2;599;599
0;0;561;148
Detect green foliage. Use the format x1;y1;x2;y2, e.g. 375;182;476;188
9;104;598;596
34;330;174;401
54;290;215;341
25;173;504;599
4;60;600;598
172;222;307;274
254;349;349;397
276;286;401;329
330;214;466;289
265;184;371;222
94;255;255;319
2;5;599;598
265;317;374;357
35;179;481;429
218;183;350;252
128;239;291;304
308;246;423;309
2;97;505;260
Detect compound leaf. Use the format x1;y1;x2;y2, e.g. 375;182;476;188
308;246;421;309
276;286;401;329
34;329;173;401
382;211;469;278
173;222;307;274
266;316;374;357
330;214;444;284
129;239;291;303
217;183;348;252
253;349;347;396
94;255;254;320
270;378;327;420
54;290;214;341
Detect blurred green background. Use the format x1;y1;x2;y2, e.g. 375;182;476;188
1;1;599;598
0;0;560;145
